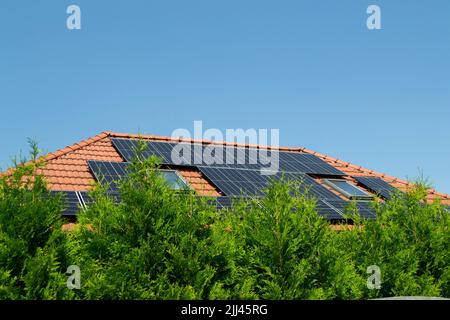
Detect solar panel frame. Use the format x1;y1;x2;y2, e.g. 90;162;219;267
77;191;91;208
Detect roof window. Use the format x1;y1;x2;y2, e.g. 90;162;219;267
324;179;373;200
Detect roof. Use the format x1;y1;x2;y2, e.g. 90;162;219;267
27;131;450;205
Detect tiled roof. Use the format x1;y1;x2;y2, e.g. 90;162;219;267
17;131;450;205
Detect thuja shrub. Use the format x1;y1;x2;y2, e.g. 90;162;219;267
337;185;450;299
208;179;364;300
63;162;450;300
0;141;74;299
66;156;223;299
1;142;450;299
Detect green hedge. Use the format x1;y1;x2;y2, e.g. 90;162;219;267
1;146;449;300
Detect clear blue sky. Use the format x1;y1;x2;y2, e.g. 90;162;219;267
1;0;449;193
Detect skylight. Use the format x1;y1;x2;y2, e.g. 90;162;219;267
324;179;373;200
160;170;190;190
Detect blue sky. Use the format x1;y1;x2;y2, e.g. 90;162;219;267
1;0;449;193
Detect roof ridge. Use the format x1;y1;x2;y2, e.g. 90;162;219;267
43;131;111;161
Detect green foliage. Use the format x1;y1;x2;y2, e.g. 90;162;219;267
0;140;73;299
0;141;449;299
339;183;450;298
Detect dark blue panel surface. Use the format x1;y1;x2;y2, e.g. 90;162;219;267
111;139;345;176
353;176;398;200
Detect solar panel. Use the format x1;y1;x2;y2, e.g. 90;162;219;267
355;202;377;219
111;139;345;176
51;190;123;217
88;160;189;191
87;161;130;190
214;196;234;209
79;190;122;206
109;139;144;162
197;167;267;196
50;191;84;217
288;173;343;201
78;191;92;208
353;176;398;200
317;199;377;220
278;152;344;176
197;167;343;201
112;139;183;163
315;199;345;220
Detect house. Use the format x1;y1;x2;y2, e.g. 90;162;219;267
24;131;450;222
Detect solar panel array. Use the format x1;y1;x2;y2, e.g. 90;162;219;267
111;138;345;176
353;176;399;200
195;167;374;220
77;139;385;221
197;167;342;199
